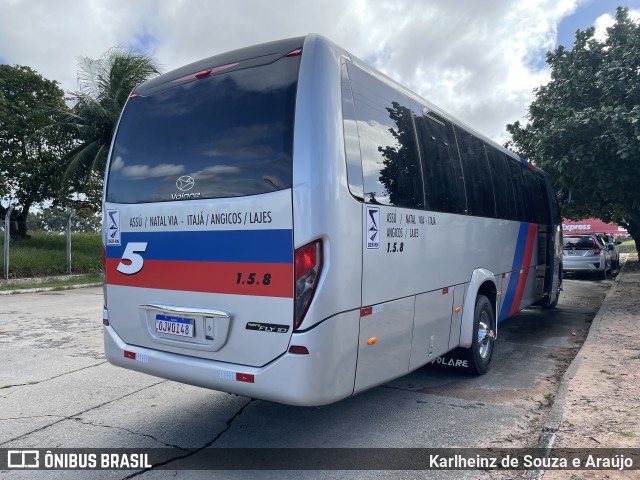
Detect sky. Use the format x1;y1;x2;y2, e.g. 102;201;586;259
1;0;639;144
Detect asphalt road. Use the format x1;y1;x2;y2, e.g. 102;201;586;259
0;276;612;479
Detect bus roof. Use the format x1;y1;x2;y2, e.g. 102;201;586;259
134;36;305;97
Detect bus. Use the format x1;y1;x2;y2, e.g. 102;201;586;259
102;34;563;406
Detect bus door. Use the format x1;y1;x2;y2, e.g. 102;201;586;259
354;205;414;393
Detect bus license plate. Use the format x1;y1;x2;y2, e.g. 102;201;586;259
155;314;194;338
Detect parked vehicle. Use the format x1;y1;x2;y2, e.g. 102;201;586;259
598;233;622;268
563;234;612;279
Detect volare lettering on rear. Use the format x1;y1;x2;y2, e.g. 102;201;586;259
171;192;202;200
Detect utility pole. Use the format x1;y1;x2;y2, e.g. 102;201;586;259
3;205;14;280
66;209;75;275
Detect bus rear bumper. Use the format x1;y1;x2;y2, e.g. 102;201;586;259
104;310;360;407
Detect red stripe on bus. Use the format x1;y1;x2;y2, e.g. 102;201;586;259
509;225;537;315
105;258;293;298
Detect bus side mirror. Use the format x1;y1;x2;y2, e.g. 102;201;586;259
557;188;572;205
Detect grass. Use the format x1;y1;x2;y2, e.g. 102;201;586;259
620;239;638;255
0;231;102;278
0;273;102;292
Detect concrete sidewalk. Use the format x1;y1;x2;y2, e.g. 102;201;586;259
542;253;640;480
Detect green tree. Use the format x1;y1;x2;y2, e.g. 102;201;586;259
0;65;70;238
507;7;640;251
54;47;160;209
378;101;424;208
28;206;101;233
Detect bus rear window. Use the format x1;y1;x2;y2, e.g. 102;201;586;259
106;56;300;203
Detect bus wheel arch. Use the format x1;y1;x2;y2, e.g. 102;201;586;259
459;270;497;348
457;271;497;375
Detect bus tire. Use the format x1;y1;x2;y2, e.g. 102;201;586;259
541;296;558;310
465;294;495;375
542;270;561;309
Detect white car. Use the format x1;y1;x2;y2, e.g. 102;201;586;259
563;234;612;279
597;233;622;268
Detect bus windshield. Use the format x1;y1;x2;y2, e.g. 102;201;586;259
106;56;300;204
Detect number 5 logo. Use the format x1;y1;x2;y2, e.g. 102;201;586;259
117;242;148;275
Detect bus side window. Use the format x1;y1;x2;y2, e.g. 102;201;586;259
347;63;424;209
341;60;364;200
455;127;497;218
412;108;467;215
525;170;551;225
508;160;533;223
485;146;518;221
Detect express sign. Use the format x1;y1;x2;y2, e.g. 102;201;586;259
562;218;627;236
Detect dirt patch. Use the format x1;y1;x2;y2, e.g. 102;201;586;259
544;257;640;480
418;375;559;411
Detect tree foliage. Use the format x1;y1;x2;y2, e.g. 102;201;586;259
53;47;160;210
0;65;70;238
378;101;424;208
507;7;640;249
28;206;101;233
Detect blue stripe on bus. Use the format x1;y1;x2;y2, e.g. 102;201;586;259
499;222;529;321
105;229;293;264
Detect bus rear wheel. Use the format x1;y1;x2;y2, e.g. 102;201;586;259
465;294;495;375
542;270;562;309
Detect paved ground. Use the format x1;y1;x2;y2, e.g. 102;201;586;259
0;273;613;479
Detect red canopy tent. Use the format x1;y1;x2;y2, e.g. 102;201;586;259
562;218;627;237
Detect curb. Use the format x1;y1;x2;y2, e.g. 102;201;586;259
527;254;630;480
0;282;102;295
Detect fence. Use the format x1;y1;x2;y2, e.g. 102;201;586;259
1;210;102;281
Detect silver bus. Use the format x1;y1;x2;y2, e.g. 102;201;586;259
102;35;563;406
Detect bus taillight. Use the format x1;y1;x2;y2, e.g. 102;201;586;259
294;240;322;330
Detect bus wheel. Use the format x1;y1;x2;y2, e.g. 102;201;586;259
542;271;561;309
467;295;495;375
542;295;558;310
